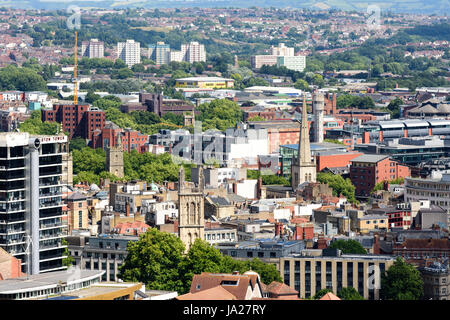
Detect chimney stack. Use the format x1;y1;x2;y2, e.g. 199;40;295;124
313;93;324;143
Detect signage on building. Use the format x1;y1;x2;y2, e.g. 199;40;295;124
39;136;68;144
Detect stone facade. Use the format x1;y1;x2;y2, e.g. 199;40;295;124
178;166;205;252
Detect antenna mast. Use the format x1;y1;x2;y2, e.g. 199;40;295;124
73;31;78;105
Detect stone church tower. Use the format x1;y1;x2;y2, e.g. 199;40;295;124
106;133;124;178
178;165;205;252
291;96;317;190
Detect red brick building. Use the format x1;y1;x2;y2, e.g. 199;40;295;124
92;122;149;153
41;103;106;140
350;154;411;197
316;151;363;171
393;239;450;267
0;248;25;280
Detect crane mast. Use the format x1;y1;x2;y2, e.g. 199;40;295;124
73;31;78;105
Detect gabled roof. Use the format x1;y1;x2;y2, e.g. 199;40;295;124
177;285;237;300
266;281;298;296
66;192;86;201
320;292;341;300
190;272;260;300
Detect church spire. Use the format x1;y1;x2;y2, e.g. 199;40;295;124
178;166;185;193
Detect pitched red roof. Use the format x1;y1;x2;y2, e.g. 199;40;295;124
320;292;341;300
266;281;298;296
177;285;237;300
402;239;450;250
190;272;261;300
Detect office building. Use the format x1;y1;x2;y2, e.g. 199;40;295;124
271;43;294;56
251;55;278;69
350;154;411;197
419;262;450;300
81;39;104;58
280;249;395;299
0;132;69;275
175;77;235;89
41;104;106;141
117;40;141;68
277;56;306;72
67;234;138;282
405;171;450;211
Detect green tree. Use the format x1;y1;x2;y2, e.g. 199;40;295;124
119;228;185;293
0;65;47;91
387;97;403;119
19;110;60;135
178;239;224;294
61;238;74;267
85;90;101;104
380;257;424;300
328;239;367;254
317;172;356;204
72;147;106;175
337;287;364;300
196;99;242;131
294;79;310;91
69;137;87;151
313;288;333;299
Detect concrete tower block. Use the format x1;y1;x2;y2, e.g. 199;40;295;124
313;93;325;143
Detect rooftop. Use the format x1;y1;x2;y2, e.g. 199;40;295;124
351;154;389;163
0;270;104;294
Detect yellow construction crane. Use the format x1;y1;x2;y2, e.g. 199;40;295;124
73;31;78;105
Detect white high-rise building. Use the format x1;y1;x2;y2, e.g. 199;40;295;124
0;132;69;275
181;41;206;63
117;40;141;68
271;43;294;57
81;39;104;58
277;55;306;72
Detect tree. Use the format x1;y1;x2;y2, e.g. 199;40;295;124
178;239;224;294
294;79;310;91
328;239;367;254
380;257;424;300
19;110;60;135
72;147;106;175
85;90;101;104
61;238;74;267
196;99;242;130
317;172;356;204
387;97;403;119
69;137;87;151
337;287;364;300
119;228;186;293
0;65;47;91
313;288;333;299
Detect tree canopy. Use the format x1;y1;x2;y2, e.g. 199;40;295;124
196;99;243;131
380;257;424;300
0;65;47;91
19;110;60;135
120;230;282;295
328;239;367;254
337;287;364;300
317;172;356;204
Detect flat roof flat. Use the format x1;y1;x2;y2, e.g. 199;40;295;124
351;154;389;163
0;270;104;294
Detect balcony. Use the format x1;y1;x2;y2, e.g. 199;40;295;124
39;233;64;241
40;202;63;209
